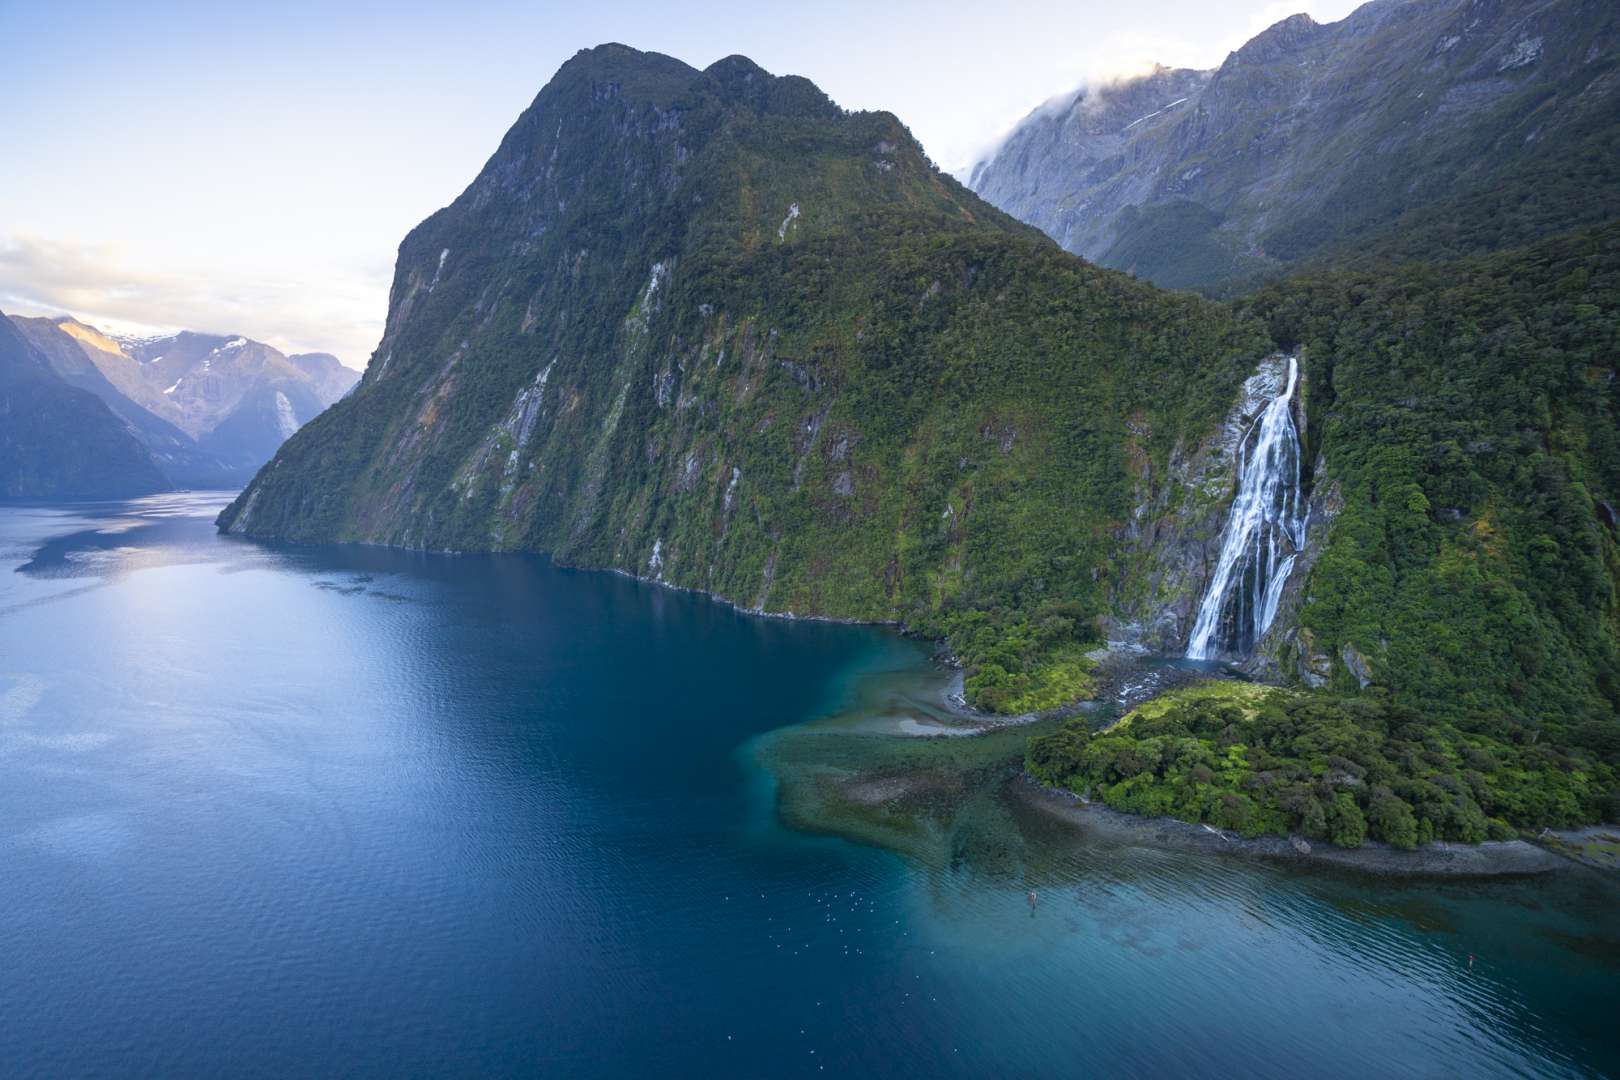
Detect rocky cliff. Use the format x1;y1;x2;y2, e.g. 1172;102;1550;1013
970;0;1620;293
219;44;1618;725
219;44;1270;712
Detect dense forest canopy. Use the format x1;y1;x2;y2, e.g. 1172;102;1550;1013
1030;223;1620;843
1249;223;1620;727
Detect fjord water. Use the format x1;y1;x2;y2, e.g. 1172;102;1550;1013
1;495;1615;1078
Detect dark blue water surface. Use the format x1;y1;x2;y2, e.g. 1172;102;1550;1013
1;494;1616;1078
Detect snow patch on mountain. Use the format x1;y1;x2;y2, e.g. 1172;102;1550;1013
1498;36;1543;71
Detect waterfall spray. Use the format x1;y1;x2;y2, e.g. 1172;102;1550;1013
1186;356;1307;660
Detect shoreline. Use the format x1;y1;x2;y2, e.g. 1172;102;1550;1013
1014;777;1576;878
222;520;1611;884
229;515;1604;883
227;520;904;630
223;518;903;629
600;565;903;628
224;522;1250;726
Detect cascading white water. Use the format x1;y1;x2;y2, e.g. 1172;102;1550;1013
1186;356;1307;660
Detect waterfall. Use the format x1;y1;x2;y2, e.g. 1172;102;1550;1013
1186;356;1307;660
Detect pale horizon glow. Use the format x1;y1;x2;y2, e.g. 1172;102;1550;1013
0;0;1361;369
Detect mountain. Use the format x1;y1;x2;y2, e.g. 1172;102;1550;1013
0;311;169;499
969;0;1620;293
219;43;1269;713
288;352;360;404
9;316;359;486
10;315;237;487
220;43;1619;735
1251;223;1620;720
118;330;359;473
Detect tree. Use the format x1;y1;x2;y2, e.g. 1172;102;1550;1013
1328;792;1367;848
1367;787;1419;849
1026;722;1090;786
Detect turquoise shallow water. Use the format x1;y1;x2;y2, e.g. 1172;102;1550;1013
0;493;1615;1078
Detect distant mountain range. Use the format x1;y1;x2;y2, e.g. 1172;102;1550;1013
1;311;357;497
0;315;169;499
968;0;1620;293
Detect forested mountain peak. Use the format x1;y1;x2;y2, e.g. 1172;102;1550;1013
217;36;1618;837
218;45;1265;712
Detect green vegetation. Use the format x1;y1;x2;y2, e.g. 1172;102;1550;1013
1100;201;1273;297
1248;224;1620;730
1029;225;1620;846
1027;682;1620;847
220;45;1265;715
221;42;1620;843
937;601;1099;714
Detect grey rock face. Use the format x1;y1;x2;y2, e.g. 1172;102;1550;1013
1340;642;1376;688
1104;354;1306;653
1240;459;1344;684
968;64;1212;260
969;0;1620;292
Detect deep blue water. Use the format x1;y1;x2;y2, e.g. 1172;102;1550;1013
1;493;1616;1078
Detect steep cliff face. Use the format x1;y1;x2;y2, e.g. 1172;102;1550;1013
970;0;1620;293
1107;354;1316;652
967;64;1212;258
220;44;1269;708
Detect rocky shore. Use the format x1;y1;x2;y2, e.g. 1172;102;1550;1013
1016;778;1574;878
1535;826;1620;872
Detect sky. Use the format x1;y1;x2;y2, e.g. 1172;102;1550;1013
0;0;1362;368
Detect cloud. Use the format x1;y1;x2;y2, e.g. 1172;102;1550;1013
956;2;1364;178
956;37;1204;178
0;234;384;368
